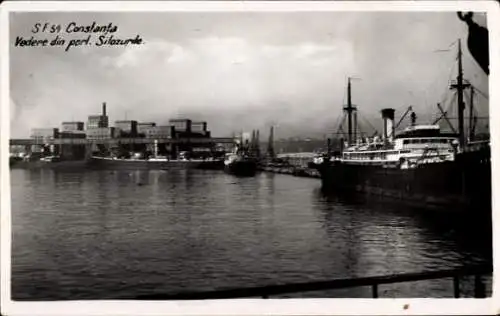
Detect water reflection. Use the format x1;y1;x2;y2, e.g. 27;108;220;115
10;169;491;300
313;188;492;271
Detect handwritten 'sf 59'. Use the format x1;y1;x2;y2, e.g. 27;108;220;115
31;23;61;34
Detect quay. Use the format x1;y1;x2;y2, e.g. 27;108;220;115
10;135;234;165
9;103;238;163
259;152;320;178
9;105;327;175
260;164;320;178
9;137;234;146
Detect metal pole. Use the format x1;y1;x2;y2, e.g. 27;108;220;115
453;276;460;298
372;284;378;298
353;111;357;144
474;275;486;298
347;78;353;145
469;86;475;141
457;39;466;148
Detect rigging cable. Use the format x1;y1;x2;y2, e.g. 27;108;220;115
359;113;379;135
433;91;456;125
432;89;453;123
331;113;344;135
470;84;489;100
426;48;457;115
330;77;349;138
334;113;347;139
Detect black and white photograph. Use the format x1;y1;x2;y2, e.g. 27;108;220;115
1;1;499;315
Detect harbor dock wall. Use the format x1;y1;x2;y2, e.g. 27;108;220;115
259;152;320;178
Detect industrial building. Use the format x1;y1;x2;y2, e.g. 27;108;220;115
86;127;116;140
169;119;191;133
191;121;207;133
26;102;220;160
28;128;60;157
62;121;84;132
87;103;109;129
140;125;175;157
170;119;211;138
137;122;156;136
115;120;138;137
30;128;59;141
59;131;86;160
59;131;86;139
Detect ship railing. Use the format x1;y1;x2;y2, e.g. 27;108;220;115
467;140;489;145
465;140;490;152
135;264;491;300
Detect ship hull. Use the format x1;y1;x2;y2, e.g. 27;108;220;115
316;148;491;211
224;160;258;177
88;157;224;171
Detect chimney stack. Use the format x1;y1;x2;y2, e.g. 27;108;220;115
381;108;395;143
102;102;107;116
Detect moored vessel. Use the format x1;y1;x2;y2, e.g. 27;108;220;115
223;134;259;177
313;39;490;211
88;155;224;170
10;154;89;170
315;116;490;209
224;153;258;176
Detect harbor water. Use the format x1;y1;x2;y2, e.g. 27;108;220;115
11;168;492;300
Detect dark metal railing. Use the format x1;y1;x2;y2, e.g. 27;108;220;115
134;265;491;300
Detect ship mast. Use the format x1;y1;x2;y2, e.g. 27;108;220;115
469;86;475;141
344;77;357;146
450;39;470;148
267;125;275;158
353;111;357;144
255;129;260;158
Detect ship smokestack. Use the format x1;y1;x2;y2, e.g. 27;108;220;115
381;108;395;143
410;112;417;126
102;102;107;116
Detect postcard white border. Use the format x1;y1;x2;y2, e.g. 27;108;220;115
1;1;499;315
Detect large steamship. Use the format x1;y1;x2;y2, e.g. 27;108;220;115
313;39;491;211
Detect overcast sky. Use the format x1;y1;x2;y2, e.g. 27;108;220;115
9;11;489;139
